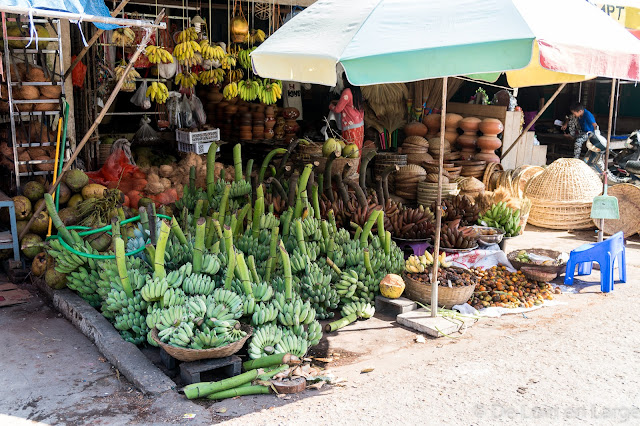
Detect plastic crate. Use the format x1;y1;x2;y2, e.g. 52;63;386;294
178;141;220;155
176;128;220;144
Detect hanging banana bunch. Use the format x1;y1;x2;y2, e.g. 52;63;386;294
228;69;244;83
145;45;174;64
199;68;225;85
175;71;199;89
257;79;282;105
248;29;266;45
114;61;140;92
146;82;170;104
220;54;237;70
112;28;136;46
238;47;256;70
174;27;202;67
200;39;226;61
223;82;238;100
238;79;261;102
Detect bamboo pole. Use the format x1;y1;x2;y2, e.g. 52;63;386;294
598;78;616;243
430;77;448;318
63;0;131;80
19;11;166;240
501;83;567;160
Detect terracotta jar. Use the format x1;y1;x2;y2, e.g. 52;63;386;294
264;128;275;139
475;118;504;163
444;113;462;145
457;117;482;160
282;107;300;120
404;122;428;137
264;116;276;129
423;114;441;137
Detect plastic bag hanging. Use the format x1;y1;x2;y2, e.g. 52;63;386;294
133;116;160;146
190;94;206;126
130;80;151;109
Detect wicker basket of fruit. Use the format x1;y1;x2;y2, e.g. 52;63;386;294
507;249;566;275
403;266;478;308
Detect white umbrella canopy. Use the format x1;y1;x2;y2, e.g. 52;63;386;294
252;0;640;87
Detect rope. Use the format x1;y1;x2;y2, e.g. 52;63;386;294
453;75;514;92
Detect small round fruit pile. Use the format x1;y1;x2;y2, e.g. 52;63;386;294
468;266;561;310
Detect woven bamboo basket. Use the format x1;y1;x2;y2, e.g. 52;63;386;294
374;153;407;191
521;267;558;283
151;325;252;361
593;183;640;237
296;142;323;163
524;159;601;230
403;273;476;309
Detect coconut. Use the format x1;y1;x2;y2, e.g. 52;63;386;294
30;210;49;236
34;198;45;212
26;67;46;82
322;138;342;157
21;233;43;259
67;194;83;208
28;147;47;158
58;207;79;226
23;181;46;202
13;195;32;220
64;169;89;192
33;101;58;112
31;252;48;277
15;220;28;240
14;85;40;100
32;156;54;171
342;143;360;159
17;151;30;173
45;266;67;289
57;182;71;204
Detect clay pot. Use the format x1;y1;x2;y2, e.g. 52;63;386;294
404;122;428;137
252;112;265;121
225;105;238;114
445;113;463;129
264;128;275;139
265;106;275;115
479;118;504;136
282;107;300;120
475;135;502;163
207;90;224;103
459;117;482;133
423;114;441;134
444;129;459;145
457;117;482;160
264;117;276;129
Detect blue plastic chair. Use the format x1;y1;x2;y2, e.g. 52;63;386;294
564;231;626;293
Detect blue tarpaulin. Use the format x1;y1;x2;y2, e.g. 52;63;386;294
4;0;117;29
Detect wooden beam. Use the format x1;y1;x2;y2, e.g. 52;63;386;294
63;0;130;81
19;11;166;240
501;83;567;161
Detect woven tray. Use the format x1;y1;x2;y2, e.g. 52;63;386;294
507;249;565;274
151;325;252;362
593;183;640;237
527;202;595;230
403;272;476;309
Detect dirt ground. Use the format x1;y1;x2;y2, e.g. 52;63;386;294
1;226;639;425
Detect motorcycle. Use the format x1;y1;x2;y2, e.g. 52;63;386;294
584;129;640;184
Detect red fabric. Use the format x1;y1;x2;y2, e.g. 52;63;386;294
538;39;640;81
343;124;364;152
330;88;364;130
71;56;87;88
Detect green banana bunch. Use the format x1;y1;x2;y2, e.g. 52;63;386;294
155;306;187;331
67;266;102;307
290;251;311;274
182;274;215;296
274;332;309;358
201;254;221;275
191;327;231;349
306;320;323;346
209;288;244;318
204;303;236;327
165;322;195;347
248;324;285;359
251;281;274;302
251;301;279;326
229;180;252;198
259;213;280;230
186;295;208;321
478;202;522;237
341;301;375;319
242;294;257;316
299;264;338;319
275;298;316;327
162;288;187;308
47;237;91;274
141;277;170;302
335;270;361;299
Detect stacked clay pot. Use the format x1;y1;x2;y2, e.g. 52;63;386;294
475;118;504;163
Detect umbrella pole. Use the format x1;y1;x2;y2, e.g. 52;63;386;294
430;77;447;317
598;78;616;243
501;83;567;161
